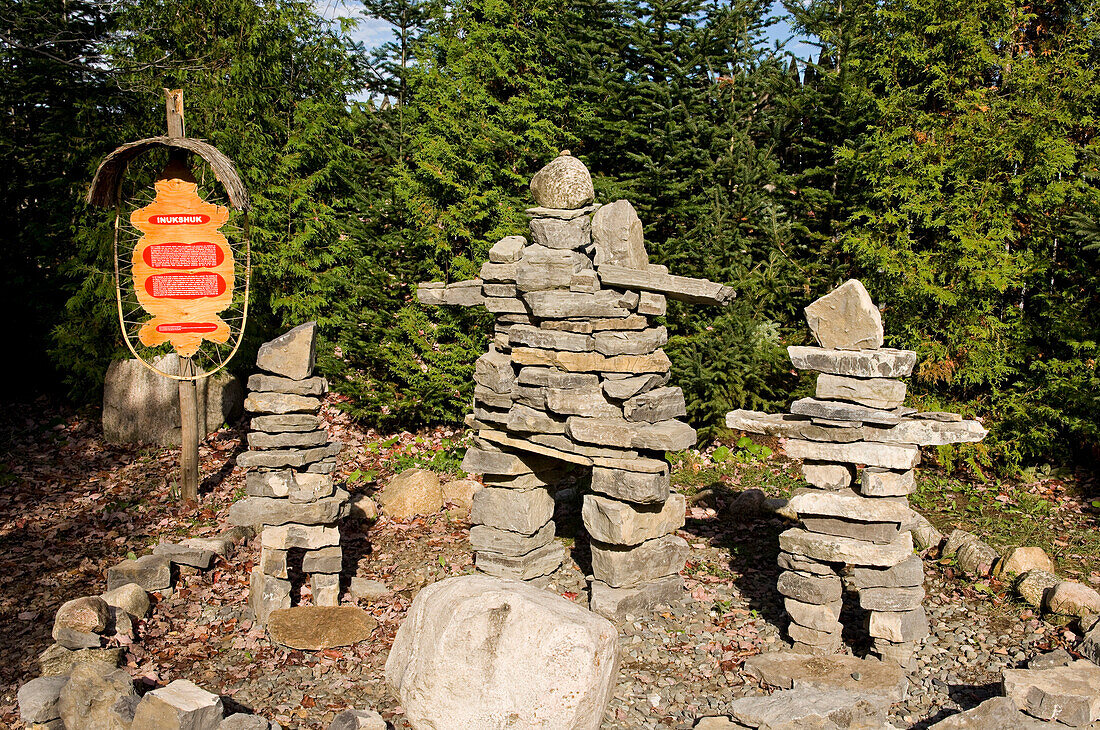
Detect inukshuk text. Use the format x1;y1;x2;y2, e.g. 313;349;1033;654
230;322;349;625
726;280;987;665
418;151;733;617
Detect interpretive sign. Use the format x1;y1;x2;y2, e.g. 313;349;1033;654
131;174;234;357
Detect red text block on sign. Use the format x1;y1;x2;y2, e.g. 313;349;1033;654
143;243;224;269
145;273;226;299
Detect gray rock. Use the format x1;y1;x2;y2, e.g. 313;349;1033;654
596;264;735;305
58;664;137;730
289;472;335;503
256;321;317;380
529;151;595;209
416;279;485;307
779;527;914;567
132;678;223;730
859;586;925;611
53;596;110;644
475;541;566;580
591;200;649;270
525;205;598;220
910;512;943;551
1030;648;1076;669
787;346;916;378
776;571;842;604
489;235;527;263
788;489;914;523
249;413;322;432
311;573;341;606
545;386;619;418
994;546;1055;581
590;534;688;588
506;404;567;434
461;446;540;476
221;713;280;730
236;442;343;470
245;470;294;498
1047;581;1100;618
570;270;600;292
153;540;217;569
567;417;696;451
955;538;999;576
102;354;242;446
589;575;682;619
867;607;929;642
926;697;1051;730
801;463;854;490
637;291;666;316
249;567;291;624
302;546;342;574
479;261;519;283
469;486;555;535
100;583;150;618
247;374;327;396
385;574;617;729
243;391;321;415
1081;625;1100;666
475;385;514;410
590;464;670;504
776;552;835;576
107;555;171;592
375;468;443;520
471;521;557;557
1003;660;1100;726
530;216;591;250
473;348;515;394
261;547;288;578
484;283;518;297
484;297;527;314
247;429;328;450
602;373;668;400
509;324;593;352
728;687;885;729
860;468;916;497
593;326;668;356
349;577;390;602
815;373;905;410
724;408;985;446
517;367;600;388
38;644;122;677
790;397;901;426
783;439;920;470
803;279;884;350
512;346;670;374
260;524;340;550
1017;569;1062;609
851;555;924;589
523;290;630;319
784;597;842;633
582;493;685;546
802;516;901;544
516;245;588;292
327;709;386;730
18;676;69;724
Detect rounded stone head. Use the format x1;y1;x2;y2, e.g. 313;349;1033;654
530;150;595;210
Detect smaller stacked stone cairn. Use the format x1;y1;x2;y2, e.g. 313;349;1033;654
232;322;348;625
418;151;733;616
726;280;987;665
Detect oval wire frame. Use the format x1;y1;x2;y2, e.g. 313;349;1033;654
109;151;251;383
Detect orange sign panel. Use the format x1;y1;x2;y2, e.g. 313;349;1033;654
131;177;234;357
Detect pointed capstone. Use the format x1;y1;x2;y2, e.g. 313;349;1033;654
804;280;884;350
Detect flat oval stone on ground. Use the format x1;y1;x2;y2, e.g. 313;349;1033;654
267;606;378;651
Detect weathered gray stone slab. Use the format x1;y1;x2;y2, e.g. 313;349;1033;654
18;675;68;724
867;607;929;642
780;528;914;567
131;679;223;730
590;314;651;331
530;216;591;250
301;545;342;574
777;571;842;604
153;539;217;569
593;327;667;356
590;464;670;503
859;586;925;611
543;386;619;418
791;397;901;426
816;373;905;409
517;367;600;388
229;491;349;527
236;442;342;469
509;324;593;352
528;433;637;459
529;151;595;209
623;386;686;423
469;487;555;535
802;517;901;544
603;373;667;400
475;541;566;580
787;346;916;378
637;292;666;316
1003;660;1100;726
461;445;538;476
525;205;598;220
590;535;688;588
728;687;885;729
784;597;842;632
250;413;322;432
516;245;589;292
473;348;515;394
1017;569;1061;608
506;404;567;434
589;575;682;619
247;428;328;450
851;555;924;589
570;270;600;293
926;697;1051;730
485;283;518;298
257;322;317;380
801;463;854;489
474;385;514;410
567;417;696;451
776;552;836;576
489;235;526;263
788;490;914;523
860;468;916;497
582;493;685;546
743;650;908;703
248;374;328;396
473;426;594;467
512;347;671;374
107;555;171;592
784;439;920;469
591;200;649;269
246;469;294;498
416;279;485;307
471;522;556;557
597;264;734;304
479;262;519;283
261;524;340;550
803;279;883;350
58;664;137;730
244;391;321;415
523;290;629;318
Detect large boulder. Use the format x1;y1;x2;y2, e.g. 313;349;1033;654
803;279;884;351
58;663;138;730
102;353;243;446
131;679;224;729
385;574;618;730
376;468;443;520
529;151;595;209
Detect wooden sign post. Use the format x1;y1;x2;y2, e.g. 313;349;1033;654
88;89;251;503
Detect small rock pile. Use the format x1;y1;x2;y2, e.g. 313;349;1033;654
232;322;349;624
418;151;733;617
726;280;987;666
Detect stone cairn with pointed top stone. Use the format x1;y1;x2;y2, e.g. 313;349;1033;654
232;322;349;625
726;280;987;665
418;151;734;617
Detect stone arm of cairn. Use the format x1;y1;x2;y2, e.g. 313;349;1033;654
724;280;987;666
408;151;734;616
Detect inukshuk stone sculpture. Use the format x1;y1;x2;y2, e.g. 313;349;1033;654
726;280;987;665
418;151;733;616
231;322;349;625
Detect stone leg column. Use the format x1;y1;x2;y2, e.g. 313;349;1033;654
465;441;565;581
776;560;844;655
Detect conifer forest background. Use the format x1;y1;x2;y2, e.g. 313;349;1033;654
3;0;1099;473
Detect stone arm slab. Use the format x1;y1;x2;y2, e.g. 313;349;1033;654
725;409;987;446
596;264;735;305
416;279;486;307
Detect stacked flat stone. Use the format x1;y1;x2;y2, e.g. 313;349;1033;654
726;280;987;665
232;322;348;625
418;151;733;616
